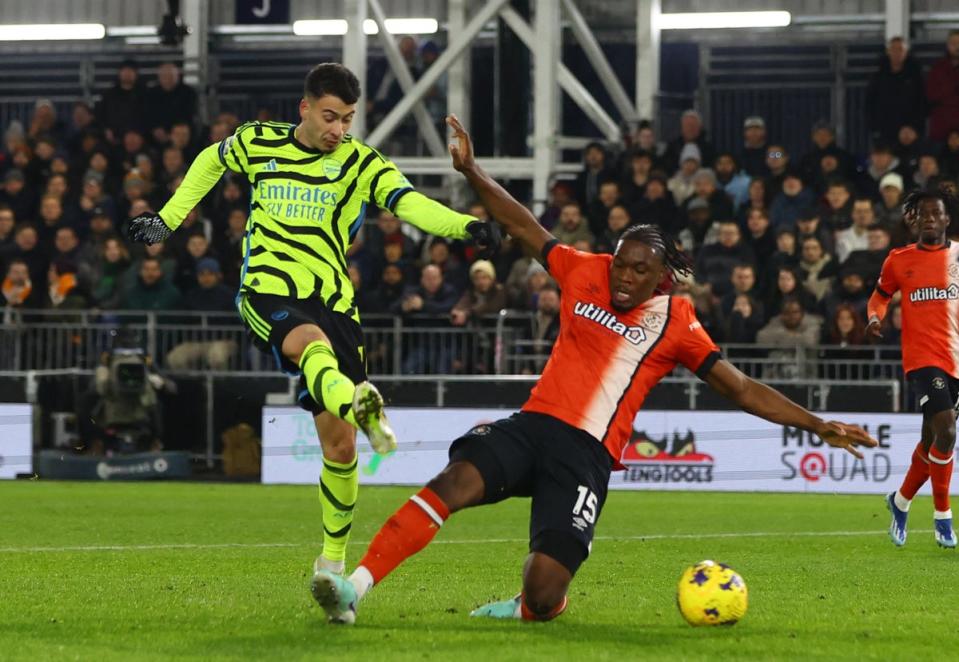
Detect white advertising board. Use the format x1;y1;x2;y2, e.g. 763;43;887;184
0;404;33;479
262;406;934;495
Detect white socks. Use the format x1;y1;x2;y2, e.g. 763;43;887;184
349;566;374;601
894;491;911;512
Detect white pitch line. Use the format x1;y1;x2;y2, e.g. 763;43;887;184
0;528;926;554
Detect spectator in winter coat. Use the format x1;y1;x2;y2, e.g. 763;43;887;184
866;37;926;144
925;31;959;142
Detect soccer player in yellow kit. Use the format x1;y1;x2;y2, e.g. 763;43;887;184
127;64;500;579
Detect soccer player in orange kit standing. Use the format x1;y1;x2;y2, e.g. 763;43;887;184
868;187;959;549
309;115;878;625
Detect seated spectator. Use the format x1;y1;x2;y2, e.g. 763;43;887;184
505;254;535;309
695;221;755;298
743;208;776;268
115;129;150;176
667;143;700;206
11;223;48;293
824;302;866;346
124;241;176;293
521;261;556;312
835;197;877;263
765;144;791;194
347;263;378;316
587;180;621;237
166;258;237;371
680;197;714;251
425;236;467;292
798;235;837;302
631;172;677;233
795;208;835;256
0;170;34;225
28;98;65;144
820;179;855;232
685;168;734;222
821;266;870;321
166;207;213;258
213;206;247;288
662;109;715;174
518;282;560;374
844;224;891;286
769;169;815;227
77;173;117;228
720;263;762;319
895;124;922;176
46;258;88;311
913;152;940;189
766;266;817;320
714;152;750;212
723;293;764;344
594;204;633;255
0;205;15;268
173;230;215;293
160;146;186;190
121;256;182;311
450;260;507;326
537;181;574;231
620;150;654;206
1;259;38;312
574;142;614;208
738;116;769;178
876;173;905;228
554;202;595;247
367;262;408;314
811;152;845;195
736;177;771;225
756;297;823;378
799;120;855;184
36;193;66;250
942;130;959;180
629;120;666;168
856;141;909;200
879;302;902;347
90;236;130;308
394;264;458;317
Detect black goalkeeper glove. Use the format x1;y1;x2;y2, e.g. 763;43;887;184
127;211;173;245
466;220;501;259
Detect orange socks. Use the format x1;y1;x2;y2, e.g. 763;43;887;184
929;446;954;515
899;441;931;500
520;594;569;621
357;487;450;584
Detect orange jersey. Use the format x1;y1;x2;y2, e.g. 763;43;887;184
868;241;959;378
522;242;720;466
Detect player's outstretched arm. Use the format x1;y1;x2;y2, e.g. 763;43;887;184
704;359;878;458
128;142;227;244
447;114;554;257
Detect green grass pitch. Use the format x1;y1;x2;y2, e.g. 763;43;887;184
1;481;957;661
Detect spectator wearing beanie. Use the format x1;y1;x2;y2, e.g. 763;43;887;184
450;260;507;326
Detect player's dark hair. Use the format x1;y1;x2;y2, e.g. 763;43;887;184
304;63;361;104
618;224;694;282
902;185;959;227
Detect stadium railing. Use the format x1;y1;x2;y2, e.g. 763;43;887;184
0;308;903;380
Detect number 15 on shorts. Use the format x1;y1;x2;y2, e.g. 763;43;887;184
572;485;597;524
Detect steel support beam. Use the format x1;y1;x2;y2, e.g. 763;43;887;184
636;0;661;121
343;0;367;138
367;0;510;149
885;0;910;41
531;0;560;215
562;0;638;125
181;0;208;123
368;0;445;156
499;7;620;141
447;0;472;207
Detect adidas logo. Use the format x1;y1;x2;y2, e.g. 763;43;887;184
264;159;278;172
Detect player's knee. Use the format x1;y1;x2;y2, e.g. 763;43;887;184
426;462;484;513
320;426;357;463
283;324;329;364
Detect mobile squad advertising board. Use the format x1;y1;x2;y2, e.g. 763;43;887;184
261;407;929;494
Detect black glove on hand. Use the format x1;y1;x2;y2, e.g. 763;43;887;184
127;212;173;245
466;220;502;259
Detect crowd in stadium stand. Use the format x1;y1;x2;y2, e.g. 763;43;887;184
1;33;958;356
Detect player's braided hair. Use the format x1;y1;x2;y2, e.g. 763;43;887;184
902;184;959;229
618;224;695;282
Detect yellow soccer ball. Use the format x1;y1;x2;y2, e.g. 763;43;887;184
676;560;748;626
